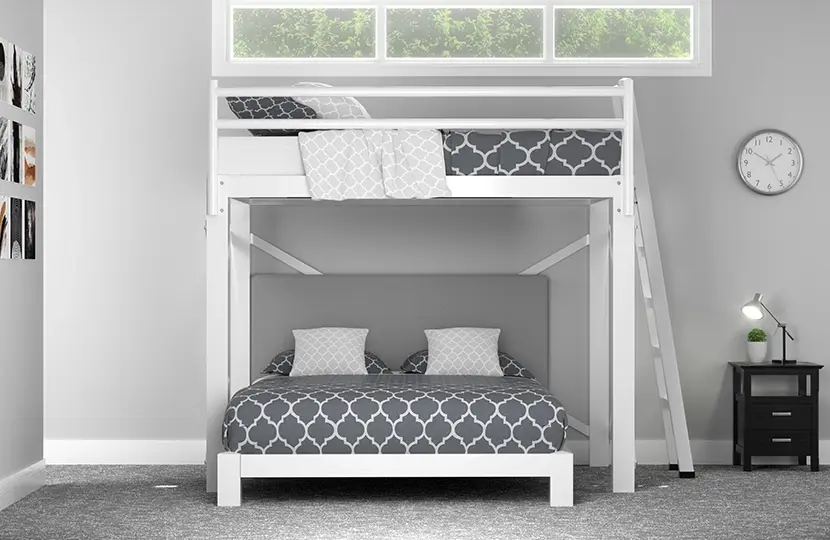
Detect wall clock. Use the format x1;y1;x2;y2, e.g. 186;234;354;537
737;130;804;195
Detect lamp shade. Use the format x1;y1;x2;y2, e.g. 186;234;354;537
742;293;765;320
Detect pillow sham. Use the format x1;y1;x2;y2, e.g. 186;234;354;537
401;350;535;379
292;82;371;120
226;96;318;137
424;328;502;377
262;350;392;376
291;327;369;377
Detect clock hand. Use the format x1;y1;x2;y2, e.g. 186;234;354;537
769;162;783;188
753;152;771;165
768;153;783;164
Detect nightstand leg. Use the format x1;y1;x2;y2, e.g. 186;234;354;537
743;453;752;472
733;368;741;466
799;456;807;466
811;372;820;471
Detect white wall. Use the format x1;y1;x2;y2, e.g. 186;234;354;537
44;0;210;442
0;0;43;507
44;0;830;462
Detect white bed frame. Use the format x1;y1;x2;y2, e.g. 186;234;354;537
207;81;638;507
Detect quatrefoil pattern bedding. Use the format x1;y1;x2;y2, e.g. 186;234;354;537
442;129;623;176
402;350;536;380
223;374;567;455
262;350;392;376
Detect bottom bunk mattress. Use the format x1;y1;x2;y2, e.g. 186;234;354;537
223;374;568;455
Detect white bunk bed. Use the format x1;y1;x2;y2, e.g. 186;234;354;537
206;80;638;507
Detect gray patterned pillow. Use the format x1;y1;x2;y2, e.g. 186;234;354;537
424;328;502;376
292;327;369;377
401;350;535;380
226;96;318;137
293;82;371;120
262;349;391;376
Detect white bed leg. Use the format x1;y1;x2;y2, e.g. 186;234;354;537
549;451;574;507
217;452;242;507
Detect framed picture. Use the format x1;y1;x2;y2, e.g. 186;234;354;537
9;196;22;259
0;37;36;114
0;196;10;259
0;40;9;104
20;124;35;186
0;116;9;182
24;199;35;259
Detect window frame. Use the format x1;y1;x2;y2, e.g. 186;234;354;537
212;0;712;77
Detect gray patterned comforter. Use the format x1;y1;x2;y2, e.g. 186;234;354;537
443;129;622;176
223;375;568;455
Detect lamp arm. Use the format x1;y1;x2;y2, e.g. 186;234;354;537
760;301;795;340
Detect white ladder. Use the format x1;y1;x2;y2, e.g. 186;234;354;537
615;95;695;478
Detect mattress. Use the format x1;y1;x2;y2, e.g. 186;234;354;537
217;130;621;177
223;374;568;455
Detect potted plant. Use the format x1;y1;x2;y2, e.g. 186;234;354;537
747;328;768;364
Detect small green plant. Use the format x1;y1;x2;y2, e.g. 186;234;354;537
747;328;767;343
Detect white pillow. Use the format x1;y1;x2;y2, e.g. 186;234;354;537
292;82;371;120
291;328;369;376
424;328;503;377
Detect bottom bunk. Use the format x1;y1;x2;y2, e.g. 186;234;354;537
218;374;572;507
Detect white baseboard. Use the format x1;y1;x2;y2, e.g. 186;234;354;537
44;440;206;465
566;439;830;466
43;438;830;467
0;460;45;511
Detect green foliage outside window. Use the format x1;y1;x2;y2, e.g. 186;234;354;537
233;7;692;61
233;8;376;59
387;9;544;59
555;8;692;59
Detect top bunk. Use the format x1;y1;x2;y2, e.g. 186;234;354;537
209;81;635;215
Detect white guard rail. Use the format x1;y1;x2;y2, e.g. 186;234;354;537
208;80;635;216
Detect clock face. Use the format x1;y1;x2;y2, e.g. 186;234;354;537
738;130;804;195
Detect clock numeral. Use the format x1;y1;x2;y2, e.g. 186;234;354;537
755;139;761;146
744;160;749;166
746;148;754;155
780;180;785;187
747;171;752;179
788;172;793;178
755;180;760;187
791;160;796;166
767;184;773;191
788;148;793;155
766;135;774;143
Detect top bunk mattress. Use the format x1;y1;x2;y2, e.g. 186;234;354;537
217;129;622;177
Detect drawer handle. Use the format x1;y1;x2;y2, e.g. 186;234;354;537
771;438;792;443
771;412;792;417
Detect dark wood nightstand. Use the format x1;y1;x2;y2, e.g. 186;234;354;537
730;362;823;471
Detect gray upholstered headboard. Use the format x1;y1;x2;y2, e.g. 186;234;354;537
250;275;549;385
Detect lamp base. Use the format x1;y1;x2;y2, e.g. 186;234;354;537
772;359;798;365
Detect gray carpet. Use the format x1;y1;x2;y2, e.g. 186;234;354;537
1;465;828;540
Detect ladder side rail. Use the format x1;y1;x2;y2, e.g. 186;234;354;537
630;96;695;476
635;207;679;468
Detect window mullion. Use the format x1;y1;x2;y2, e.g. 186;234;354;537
377;3;387;62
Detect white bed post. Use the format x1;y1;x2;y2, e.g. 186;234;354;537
217;452;242;507
229;199;251;396
611;78;637;493
205;78;228;493
206;204;229;493
589;200;611;468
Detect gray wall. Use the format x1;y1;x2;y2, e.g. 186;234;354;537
43;0;829;450
0;0;43;481
43;0;210;440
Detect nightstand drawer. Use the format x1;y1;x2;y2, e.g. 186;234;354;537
750;403;812;431
747;431;811;456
